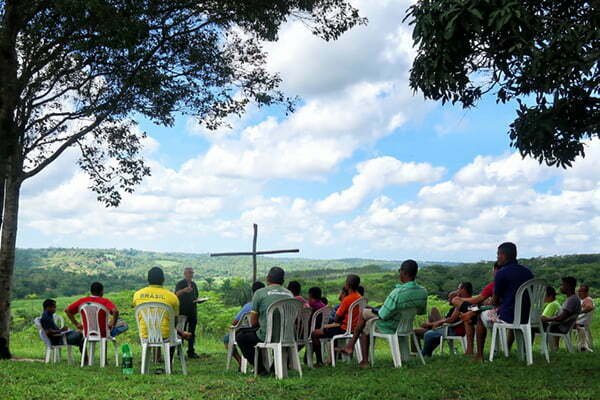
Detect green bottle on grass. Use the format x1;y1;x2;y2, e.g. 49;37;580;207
121;344;133;375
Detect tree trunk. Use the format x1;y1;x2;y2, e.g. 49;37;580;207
0;172;20;359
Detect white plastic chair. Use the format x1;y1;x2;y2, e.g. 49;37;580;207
135;302;187;375
574;309;594;351
544;314;578;358
438;320;467;355
305;306;331;368
226;312;251;372
34;316;73;364
490;278;546;365
79;302;119;367
369;307;425;367
327;297;367;367
253;298;303;379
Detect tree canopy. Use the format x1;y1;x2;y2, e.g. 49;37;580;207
405;0;599;167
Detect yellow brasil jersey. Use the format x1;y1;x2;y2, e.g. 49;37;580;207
132;285;180;339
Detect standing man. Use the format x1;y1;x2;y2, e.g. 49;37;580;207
175;267;200;359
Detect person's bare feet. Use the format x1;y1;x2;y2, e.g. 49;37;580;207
471;354;483;362
359;361;370;369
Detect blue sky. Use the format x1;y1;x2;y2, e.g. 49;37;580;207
17;1;600;262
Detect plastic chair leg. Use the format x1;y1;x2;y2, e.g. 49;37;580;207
306;342;314;369
273;345;283;379
226;340;234;370
253;348;260;377
141;344;148;374
179;344;188;375
113;340;119;367
88;341;95;366
413;334;426;365
241;356;248;373
100;339;107;368
564;335;574;353
369;336;376;367
330;339;337;367
290;345;302;377
489;326;498;362
164;343;172;375
390;336;401;368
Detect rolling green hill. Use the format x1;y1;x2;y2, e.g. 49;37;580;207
11;248;600;302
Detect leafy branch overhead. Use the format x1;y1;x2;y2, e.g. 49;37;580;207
405;0;599;167
1;0;365;205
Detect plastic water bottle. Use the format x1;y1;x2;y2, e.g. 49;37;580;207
121;344;133;375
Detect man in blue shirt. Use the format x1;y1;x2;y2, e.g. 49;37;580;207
40;299;84;352
475;242;534;360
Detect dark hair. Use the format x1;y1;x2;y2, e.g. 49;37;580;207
493;262;502;270
460;282;473;296
546;285;556;298
498;242;517;261
251;281;265;293
357;285;365;296
346;274;360;291
308;286;322;299
42;299;56;309
400;259;418;279
90;282;103;296
267;266;285;285
148;267;165;285
321;297;329;305
579;284;590;293
562;276;577;291
287;281;301;296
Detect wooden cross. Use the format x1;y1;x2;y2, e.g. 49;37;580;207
210;224;300;282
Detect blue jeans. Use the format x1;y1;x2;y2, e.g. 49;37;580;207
421;328;448;357
110;321;129;338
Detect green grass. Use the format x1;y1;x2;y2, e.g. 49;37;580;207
4;292;599;399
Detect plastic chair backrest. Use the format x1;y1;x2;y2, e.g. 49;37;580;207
513;279;546;326
79;302;111;338
344;297;367;334
264;298;303;344
53;314;65;329
34;317;52;347
310;306;331;333
393;307;418;335
135;302;177;344
295;307;313;341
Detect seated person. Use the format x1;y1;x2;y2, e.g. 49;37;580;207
475;243;533;361
307;287;326;312
311;274;362;365
288;281;309;307
541;277;582;348
223;281;265;368
452;263;501;354
132;267;191;341
421;282;473;357
340;260;428;368
327;288;348;323
542;286;561;318
576;284;595;351
65;282;128;338
40;299;84;353
236;267;293;375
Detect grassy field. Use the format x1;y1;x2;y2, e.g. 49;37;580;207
3;292;599;399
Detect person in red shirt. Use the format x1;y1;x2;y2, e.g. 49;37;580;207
65;282;128;338
452;262;501;355
310;274;362;366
